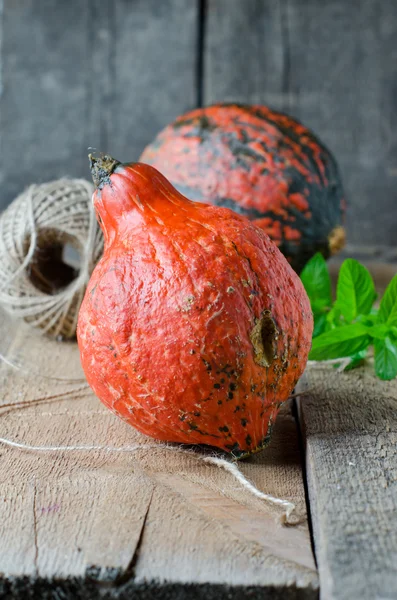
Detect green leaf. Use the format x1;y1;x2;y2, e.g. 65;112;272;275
325;305;341;329
357;312;377;327
344;348;368;371
378;274;397;327
368;324;391;340
374;337;397;380
309;323;371;361
313;313;327;337
335;259;376;322
300;253;332;314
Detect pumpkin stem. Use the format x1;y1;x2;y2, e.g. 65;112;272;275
89;153;121;189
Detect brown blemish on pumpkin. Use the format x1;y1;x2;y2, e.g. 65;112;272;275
250;310;279;367
182;295;195;312
202;358;212;372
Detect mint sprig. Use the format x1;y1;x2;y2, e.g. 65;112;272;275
300;253;332;337
378;274;397;327
335;259;376;322
300;254;397;380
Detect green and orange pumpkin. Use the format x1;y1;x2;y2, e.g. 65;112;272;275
140;103;346;273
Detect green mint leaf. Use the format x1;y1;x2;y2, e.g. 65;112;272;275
335;259;376;322
300;253;332;314
357;312;377;327
378;274;397;327
326;305;342;329
368;323;391;340
374;337;397;380
313;313;327;337
309;323;371;361
343;348;368;371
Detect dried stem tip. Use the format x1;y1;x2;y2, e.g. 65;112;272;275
89;154;121;189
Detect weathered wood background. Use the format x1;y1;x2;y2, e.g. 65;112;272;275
0;0;396;254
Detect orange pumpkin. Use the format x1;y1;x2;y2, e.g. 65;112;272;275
77;155;313;458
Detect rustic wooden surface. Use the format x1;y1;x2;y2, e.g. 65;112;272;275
296;262;397;600
297;368;397;600
204;0;397;251
0;311;318;599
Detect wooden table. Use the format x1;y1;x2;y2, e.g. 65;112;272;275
0;264;396;599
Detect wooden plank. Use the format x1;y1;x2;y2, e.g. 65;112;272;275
297;368;397;600
204;0;287;108
108;0;198;162
0;0;198;211
0;0;91;209
204;0;397;250
296;264;397;599
0;312;318;597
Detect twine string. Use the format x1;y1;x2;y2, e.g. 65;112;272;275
307;357;353;372
0;434;296;523
0;375;298;524
0;179;103;338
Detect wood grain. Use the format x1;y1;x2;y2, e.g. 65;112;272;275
0;311;317;597
297;367;397;599
204;0;397;250
0;0;199;210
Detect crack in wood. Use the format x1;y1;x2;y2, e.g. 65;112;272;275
292;397;317;567
115;488;154;586
196;0;207;106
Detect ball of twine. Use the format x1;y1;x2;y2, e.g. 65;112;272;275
0;179;103;339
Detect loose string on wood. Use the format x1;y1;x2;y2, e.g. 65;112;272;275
0;383;305;525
